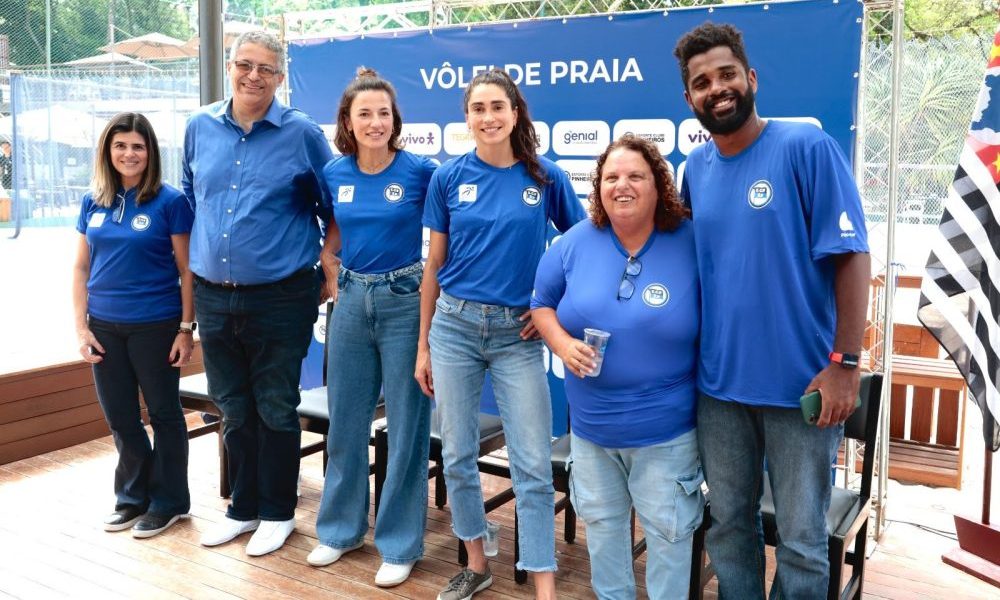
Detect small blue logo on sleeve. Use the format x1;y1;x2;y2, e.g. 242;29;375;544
747;180;773;209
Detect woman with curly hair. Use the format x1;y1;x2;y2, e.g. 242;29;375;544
531;135;705;599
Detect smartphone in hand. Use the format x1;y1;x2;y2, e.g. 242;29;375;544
800;389;863;425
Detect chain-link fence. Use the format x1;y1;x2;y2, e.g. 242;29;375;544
0;0;994;365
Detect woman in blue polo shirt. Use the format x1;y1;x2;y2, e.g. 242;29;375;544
532;135;704;599
417;68;585;600
72;112;194;539
307;68;436;588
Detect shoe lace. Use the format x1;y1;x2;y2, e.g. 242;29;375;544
445;569;476;592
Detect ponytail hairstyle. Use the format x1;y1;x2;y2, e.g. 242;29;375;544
333;66;404;155
463;68;548;188
90;112;162;208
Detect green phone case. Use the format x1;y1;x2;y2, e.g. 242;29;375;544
799;389;863;425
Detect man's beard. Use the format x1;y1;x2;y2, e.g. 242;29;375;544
693;87;755;135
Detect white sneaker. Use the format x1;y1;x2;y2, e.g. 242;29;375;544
375;560;416;587
307;540;364;567
245;518;296;556
200;517;260;546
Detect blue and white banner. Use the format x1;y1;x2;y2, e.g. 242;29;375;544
290;0;863;432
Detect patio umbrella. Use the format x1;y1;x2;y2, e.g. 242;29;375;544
101;33;197;60
0;106;108;148
63;52;159;70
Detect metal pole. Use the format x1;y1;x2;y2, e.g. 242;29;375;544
874;0;905;539
45;0;51;73
198;0;225;105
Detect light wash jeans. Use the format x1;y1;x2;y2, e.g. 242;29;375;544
697;393;843;600
315;263;431;564
429;290;556;572
569;431;704;600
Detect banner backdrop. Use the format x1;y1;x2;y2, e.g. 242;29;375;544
290;0;863;432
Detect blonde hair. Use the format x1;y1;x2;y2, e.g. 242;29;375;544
90;112;162;208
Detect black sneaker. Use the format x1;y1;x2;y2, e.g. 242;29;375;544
437;567;493;600
103;506;145;532
132;513;186;539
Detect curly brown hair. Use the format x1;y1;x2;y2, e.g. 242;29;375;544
589;134;689;232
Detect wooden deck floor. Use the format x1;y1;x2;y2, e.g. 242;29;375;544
0;426;997;599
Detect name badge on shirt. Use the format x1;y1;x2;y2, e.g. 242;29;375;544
88;212;106;228
458;184;477;203
338;185;355;203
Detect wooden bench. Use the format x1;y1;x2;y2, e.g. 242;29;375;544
867;274;968;489
888;354;966;489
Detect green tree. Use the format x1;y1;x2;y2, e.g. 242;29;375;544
0;0;192;68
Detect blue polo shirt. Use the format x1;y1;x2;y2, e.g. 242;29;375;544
324;151;437;273
532;220;699;447
681;120;869;408
423;152;585;307
182;98;333;285
76;184;194;323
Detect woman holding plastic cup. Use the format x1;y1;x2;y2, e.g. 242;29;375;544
416;68;585;600
531;134;704;599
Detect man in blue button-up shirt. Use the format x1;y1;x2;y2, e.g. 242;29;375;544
182;30;333;557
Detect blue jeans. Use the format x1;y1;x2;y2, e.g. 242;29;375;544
569;431;704;600
194;268;319;521
429;291;556;572
89;316;190;517
697;394;843;600
315;263;431;564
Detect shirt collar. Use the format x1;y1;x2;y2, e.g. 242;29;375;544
214;97;285;130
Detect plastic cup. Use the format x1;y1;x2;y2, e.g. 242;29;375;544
483;520;501;557
583;328;611;377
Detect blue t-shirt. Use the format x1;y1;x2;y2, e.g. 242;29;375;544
423;152;585;306
680;120;869;408
531;220;699;448
182;98;333;285
76;183;194;323
324;151;437;274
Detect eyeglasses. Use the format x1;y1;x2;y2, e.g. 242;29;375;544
232;60;280;79
617;256;642;301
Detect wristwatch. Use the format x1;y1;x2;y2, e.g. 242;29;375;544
178;321;197;335
829;351;859;369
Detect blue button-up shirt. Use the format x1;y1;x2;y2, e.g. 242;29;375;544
182;98;333;285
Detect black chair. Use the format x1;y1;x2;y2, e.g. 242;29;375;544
690;372;884;600
178;375;385;499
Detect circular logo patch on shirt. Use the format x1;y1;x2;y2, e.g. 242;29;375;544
131;214;151;231
384;183;404;203
747;180;773;209
522;186;541;207
641;283;670;308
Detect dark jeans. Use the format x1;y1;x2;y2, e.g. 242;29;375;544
89;316;190;517
194;269;319;521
